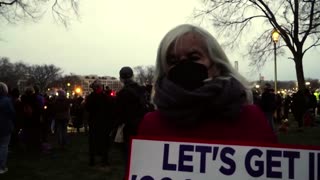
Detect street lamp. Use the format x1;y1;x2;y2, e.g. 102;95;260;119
271;29;280;93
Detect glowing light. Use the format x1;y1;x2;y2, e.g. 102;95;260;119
110;90;116;96
75;87;82;94
44;106;47;110
272;29;280;43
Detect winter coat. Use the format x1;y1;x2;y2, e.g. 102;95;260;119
53;97;71;120
138;105;277;144
0;96;15;137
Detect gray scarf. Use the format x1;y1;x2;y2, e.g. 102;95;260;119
153;76;247;126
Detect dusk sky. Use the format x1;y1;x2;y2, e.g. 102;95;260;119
1;0;319;81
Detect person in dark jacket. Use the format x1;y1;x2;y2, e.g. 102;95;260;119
0;82;15;174
291;90;306;128
9;88;23;148
52;90;71;149
115;66;150;179
116;67;147;144
283;95;292;120
85;80;114;170
260;83;276;131
20;87;42;151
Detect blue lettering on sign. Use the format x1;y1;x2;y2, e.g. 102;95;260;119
219;147;236;175
309;152;315;180
317;153;320;180
266;150;282;178
163;144;177;171
195;145;212;173
131;175;137;180
161;178;172;180
212;146;219;160
245;148;264;177
179;144;194;172
283;151;300;179
141;176;154;180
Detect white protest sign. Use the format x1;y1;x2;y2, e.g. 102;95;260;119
128;138;320;180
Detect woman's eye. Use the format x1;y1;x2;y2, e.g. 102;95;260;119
167;58;179;65
190;56;200;61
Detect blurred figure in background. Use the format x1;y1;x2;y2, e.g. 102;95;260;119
21;87;41;152
85;80;114;170
0;82;15;174
52;90;71;150
9;88;23;148
260;83;277;131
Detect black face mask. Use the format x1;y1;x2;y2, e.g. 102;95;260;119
167;61;208;91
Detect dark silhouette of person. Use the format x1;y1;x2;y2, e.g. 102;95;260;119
85;80;114;169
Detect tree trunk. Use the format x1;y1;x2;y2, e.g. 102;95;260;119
294;54;306;90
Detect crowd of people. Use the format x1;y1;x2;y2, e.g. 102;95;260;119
0;66;154;175
0;24;318;178
254;83;318;131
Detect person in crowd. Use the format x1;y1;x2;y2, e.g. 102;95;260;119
52;90;71;150
115;66;150;168
260;83;277;131
304;89;317;126
41;94;53;143
137;24;277;143
275;93;283;123
20;87;42;152
252;89;261;106
9;88;23;148
85;80;114;170
0;82;15;174
283;94;292;120
291;90;307;129
71;95;84;133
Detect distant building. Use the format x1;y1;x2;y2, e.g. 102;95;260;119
80;75;122;96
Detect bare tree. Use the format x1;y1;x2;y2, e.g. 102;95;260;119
49;73;81;90
145;65;155;84
195;0;320;90
134;65;155;85
0;0;79;26
0;57;14;86
28;64;62;92
0;57;31;88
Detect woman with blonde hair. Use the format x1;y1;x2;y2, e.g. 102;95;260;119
138;24;276;143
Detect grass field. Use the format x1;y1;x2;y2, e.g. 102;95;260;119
2;117;320;180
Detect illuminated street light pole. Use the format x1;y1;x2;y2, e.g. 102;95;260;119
271;29;280;93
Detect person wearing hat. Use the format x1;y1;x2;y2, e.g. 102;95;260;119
115;66;149;172
85;79;114;170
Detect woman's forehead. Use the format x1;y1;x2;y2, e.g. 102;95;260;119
168;32;207;55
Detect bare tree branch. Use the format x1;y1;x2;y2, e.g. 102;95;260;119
0;0;79;26
0;0;17;6
194;0;320;89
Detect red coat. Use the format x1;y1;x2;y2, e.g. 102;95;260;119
138;105;277;144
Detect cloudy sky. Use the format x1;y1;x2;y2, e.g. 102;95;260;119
1;0;319;81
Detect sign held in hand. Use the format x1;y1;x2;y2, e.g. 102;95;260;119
128;138;320;180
